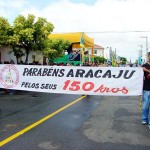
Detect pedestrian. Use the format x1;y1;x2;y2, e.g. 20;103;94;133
67;63;71;66
142;52;150;129
83;60;90;67
64;50;68;55
20;60;24;64
10;59;15;64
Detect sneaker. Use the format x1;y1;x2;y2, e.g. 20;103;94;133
142;121;148;125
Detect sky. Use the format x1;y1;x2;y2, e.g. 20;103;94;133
1;0;150;62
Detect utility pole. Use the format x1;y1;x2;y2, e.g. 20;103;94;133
106;47;112;63
109;47;112;62
140;36;148;62
138;45;143;65
115;48;116;56
114;48;117;65
115;48;117;59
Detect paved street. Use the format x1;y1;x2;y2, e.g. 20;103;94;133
0;92;150;150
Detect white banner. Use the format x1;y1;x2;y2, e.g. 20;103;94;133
0;65;143;96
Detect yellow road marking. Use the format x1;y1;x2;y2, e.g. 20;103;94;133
0;96;86;147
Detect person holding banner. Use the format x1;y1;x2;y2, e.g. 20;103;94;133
142;52;150;129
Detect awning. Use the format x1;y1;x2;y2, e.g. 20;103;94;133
48;32;94;49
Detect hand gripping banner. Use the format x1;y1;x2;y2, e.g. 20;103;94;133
0;65;143;96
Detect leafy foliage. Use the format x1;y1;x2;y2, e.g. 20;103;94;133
94;56;106;64
120;57;127;64
43;39;70;63
11;14;55;63
9;47;25;64
0;14;73;64
0;17;11;46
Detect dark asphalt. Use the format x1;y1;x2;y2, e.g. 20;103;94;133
0;92;150;150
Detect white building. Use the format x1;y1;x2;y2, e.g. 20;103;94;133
0;46;47;64
88;44;104;57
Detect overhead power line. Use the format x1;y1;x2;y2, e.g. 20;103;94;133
86;31;150;33
53;31;150;34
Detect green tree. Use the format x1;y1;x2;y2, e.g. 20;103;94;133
7;30;25;63
94;56;106;64
0;14;70;64
9;46;25;64
43;39;70;63
120;57;127;64
0;17;11;46
0;17;25;63
10;14;54;63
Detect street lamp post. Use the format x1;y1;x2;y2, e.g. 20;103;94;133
106;47;112;64
140;36;148;62
108;47;112;62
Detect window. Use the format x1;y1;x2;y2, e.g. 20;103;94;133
32;55;35;62
43;56;47;65
43;56;46;62
94;50;97;54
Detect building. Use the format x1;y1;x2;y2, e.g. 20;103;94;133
88;44;104;57
0;32;94;64
0;46;46;64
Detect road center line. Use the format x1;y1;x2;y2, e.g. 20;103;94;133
0;96;86;147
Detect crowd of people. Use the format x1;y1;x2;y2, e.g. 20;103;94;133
0;58;131;67
50;60;107;67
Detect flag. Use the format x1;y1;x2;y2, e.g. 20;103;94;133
138;56;142;65
80;33;85;63
112;51;116;67
80;33;85;48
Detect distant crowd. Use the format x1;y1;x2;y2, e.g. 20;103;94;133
0;59;138;67
0;60;107;67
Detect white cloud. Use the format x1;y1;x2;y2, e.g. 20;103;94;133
4;0;150;61
0;0;26;8
0;0;26;18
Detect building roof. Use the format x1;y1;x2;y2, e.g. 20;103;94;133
94;44;104;49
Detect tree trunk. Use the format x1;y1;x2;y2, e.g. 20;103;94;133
25;49;29;64
16;56;19;64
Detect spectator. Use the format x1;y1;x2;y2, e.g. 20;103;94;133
65;50;68;55
67;63;71;66
83;60;90;66
10;59;15;64
33;61;36;65
20;60;24;65
142;52;150;129
4;61;10;64
43;61;47;65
